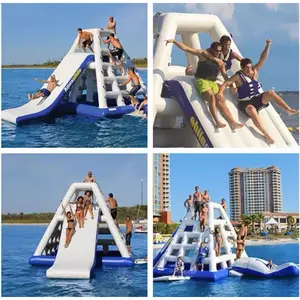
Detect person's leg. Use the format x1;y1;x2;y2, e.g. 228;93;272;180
65;230;69;247
76;212;81;228
262;90;298;115
82;43;87;53
89;204;94;219
202;90;226;128
67;228;75;246
30;91;43;100
87;44;94;53
217;96;244;130
84;206;88;220
245;105;274;144
180;267;183;277
201;263;204;271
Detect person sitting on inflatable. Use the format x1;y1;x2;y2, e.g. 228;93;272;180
172;256;184;277
266;259;274;269
195;242;208;271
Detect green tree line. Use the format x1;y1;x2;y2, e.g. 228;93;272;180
2;205;147;224
2;58;147;68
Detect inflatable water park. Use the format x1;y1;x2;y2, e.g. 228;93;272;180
153;201;299;281
153;13;297;148
2;28;147;125
29;182;142;279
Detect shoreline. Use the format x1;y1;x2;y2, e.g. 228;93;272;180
2;223;128;226
2;66;147;70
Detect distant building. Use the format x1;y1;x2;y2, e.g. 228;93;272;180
229;166;282;221
264;212;299;231
153;154;171;224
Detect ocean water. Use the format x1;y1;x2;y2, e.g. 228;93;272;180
154;243;299;297
2;225;147;297
1;68;147;148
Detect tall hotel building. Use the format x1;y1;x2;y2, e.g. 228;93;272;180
229;166;282;221
153;154;171;223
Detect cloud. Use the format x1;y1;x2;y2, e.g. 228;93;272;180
265;4;280;12
281;23;299;41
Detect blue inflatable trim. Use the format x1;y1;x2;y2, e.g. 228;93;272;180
233;265;299;278
29;254;134;268
16;55;95;125
153;267;229;281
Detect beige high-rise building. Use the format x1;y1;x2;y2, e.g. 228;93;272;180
153;154;171;223
229;166;282;221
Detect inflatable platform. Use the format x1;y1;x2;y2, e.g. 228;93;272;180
2;28;147;125
29;182;134;279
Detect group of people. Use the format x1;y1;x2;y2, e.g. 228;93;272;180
61;171;132;252
77;18;147;114
184;186;227;232
167;35;298;144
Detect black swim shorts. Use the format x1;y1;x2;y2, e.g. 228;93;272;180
129;85;141;96
111;208;117;220
83;39;93;47
126;232;132;245
238;94;269;115
110;48;124;60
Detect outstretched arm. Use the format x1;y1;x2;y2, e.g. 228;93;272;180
253;39;271;71
119;75;132;86
101;37;111;44
77;35;82;47
217;74;240;98
219;64;229;81
34;78;47;83
166;40;224;67
232;51;243;61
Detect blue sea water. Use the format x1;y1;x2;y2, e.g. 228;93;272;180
154;243;299;297
2;225;147;297
1;68;147;148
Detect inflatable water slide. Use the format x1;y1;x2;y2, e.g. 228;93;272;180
29;182;133;279
2;28;147;125
153;13;297;148
153;201;299;281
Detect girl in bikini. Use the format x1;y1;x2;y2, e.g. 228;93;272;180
75;196;85;228
61;204;76;248
84;190;94;220
214;227;222;256
199;203;208;232
235;234;245;260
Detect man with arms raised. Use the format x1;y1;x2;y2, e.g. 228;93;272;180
217;39;298;144
77;28;94;53
166;39;243;130
106;16;117;49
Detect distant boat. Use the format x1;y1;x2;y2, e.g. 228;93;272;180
135;223;147;233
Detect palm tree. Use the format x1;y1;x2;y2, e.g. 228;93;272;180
249;214;257;234
287;215;295;231
256;213;265;233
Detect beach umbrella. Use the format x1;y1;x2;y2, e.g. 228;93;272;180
265;218;278;225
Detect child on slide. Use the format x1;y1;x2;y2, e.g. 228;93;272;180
172;256;184;277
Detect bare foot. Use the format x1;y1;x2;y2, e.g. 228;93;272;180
230;122;244;130
287;108;299;116
265;135;275;144
27;93;32;101
216;122;226;128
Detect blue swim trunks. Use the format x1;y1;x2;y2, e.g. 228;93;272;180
143;104;148;115
39;88;51;97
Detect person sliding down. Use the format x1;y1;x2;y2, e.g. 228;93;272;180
61;204;76;248
217;39;299;144
172;256;184;277
77;28;94;53
27;75;60;100
166;39;243;129
119;67;141;107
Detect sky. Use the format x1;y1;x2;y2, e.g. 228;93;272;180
153;3;299;91
2;154;147;213
2;3;147;65
169;154;299;222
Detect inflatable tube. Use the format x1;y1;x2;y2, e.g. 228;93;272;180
154;275;190;282
154;267;229;281
232;257;299;278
